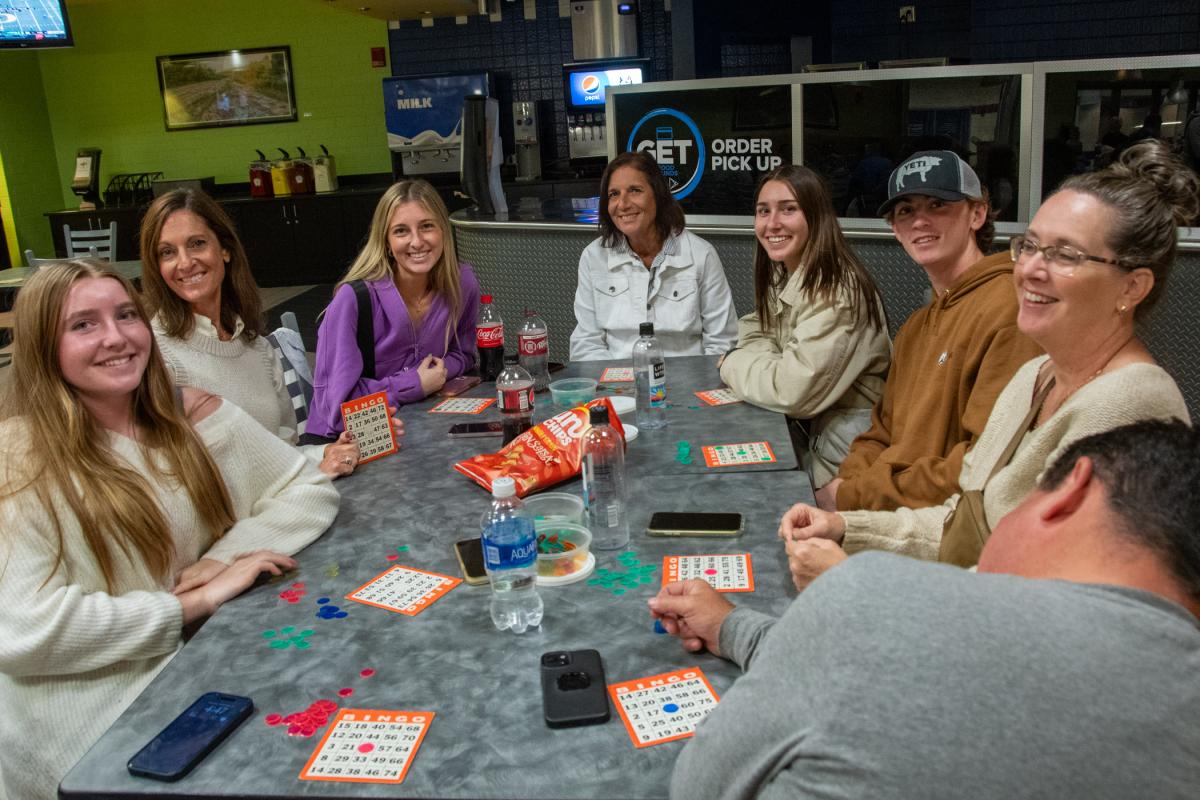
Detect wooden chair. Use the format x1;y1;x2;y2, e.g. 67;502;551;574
63;221;117;260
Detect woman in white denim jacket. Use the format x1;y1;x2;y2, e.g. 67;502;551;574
570;151;738;360
720;165;891;486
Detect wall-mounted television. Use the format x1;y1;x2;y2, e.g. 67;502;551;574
0;1;73;49
563;59;649;112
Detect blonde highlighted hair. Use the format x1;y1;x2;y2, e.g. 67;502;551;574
334;180;463;350
0;260;235;591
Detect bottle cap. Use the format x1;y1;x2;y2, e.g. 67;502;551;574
639;322;654;336
492;477;516;498
589;404;610;425
504;353;519;364
481;294;493;304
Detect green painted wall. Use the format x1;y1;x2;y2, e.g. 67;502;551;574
36;0;391;210
0;51;63;258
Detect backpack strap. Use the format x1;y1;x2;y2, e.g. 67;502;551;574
350;280;375;381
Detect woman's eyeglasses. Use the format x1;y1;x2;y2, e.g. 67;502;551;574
1009;235;1136;276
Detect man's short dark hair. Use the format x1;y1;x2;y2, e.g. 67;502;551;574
1039;419;1200;601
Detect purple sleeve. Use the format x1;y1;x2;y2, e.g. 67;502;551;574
307;283;423;437
444;263;481;380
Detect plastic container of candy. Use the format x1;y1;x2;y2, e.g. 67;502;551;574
535;523;594;585
525;492;585;527
548;378;597;408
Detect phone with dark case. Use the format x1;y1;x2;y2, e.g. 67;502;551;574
438;375;483;397
127;692;253;782
646;511;744;537
540;650;610;728
453;537;489;586
448;421;504;438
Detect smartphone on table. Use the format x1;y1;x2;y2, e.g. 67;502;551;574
438;375;482;397
453;537;490;586
448;421;503;438
646;512;744;537
540;649;610;728
127;692;253;781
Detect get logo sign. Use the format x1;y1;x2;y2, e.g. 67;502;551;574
627;108;706;200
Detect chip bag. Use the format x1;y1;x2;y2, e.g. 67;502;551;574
454;397;625;497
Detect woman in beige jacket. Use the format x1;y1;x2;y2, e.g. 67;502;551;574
720;165;891;486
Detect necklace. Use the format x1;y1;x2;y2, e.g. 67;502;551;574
1035;364;1107;428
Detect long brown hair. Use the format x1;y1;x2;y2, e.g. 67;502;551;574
139;189;264;342
334;180;463;350
0;260;236;591
597;150;686;249
753;166;885;334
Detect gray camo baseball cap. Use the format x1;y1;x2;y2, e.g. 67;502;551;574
877;150;983;216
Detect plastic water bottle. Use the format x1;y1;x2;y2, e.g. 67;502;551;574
480;477;543;633
518;309;550;392
476;294;504;382
496;354;534;445
581;404;630;550
632;322;667;430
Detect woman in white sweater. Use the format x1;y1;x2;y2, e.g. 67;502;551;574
0;261;340;800
779;140;1197;587
140;188;363;478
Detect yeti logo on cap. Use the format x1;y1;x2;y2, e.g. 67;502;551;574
894;155;943;191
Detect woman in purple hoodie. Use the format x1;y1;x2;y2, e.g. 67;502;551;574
306;180;480;438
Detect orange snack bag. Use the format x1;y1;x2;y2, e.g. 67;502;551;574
454;397;625;497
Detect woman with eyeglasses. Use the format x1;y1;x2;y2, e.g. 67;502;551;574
777;140;1196;589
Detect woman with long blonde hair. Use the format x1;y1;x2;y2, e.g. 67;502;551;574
0;260;339;800
306;179;481;438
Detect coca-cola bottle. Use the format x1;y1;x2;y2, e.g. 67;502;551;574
496;354;534;445
476;294;504;381
517;309;550;392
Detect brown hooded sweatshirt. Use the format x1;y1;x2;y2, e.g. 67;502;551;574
836;251;1042;511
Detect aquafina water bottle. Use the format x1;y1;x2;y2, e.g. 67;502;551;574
480;477;543;634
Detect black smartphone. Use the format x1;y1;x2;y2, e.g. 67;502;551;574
540;649;610;729
453;537;489;586
448;421;503;438
549;361;567;374
646;511;744;537
438;375;483;397
127;692;253;782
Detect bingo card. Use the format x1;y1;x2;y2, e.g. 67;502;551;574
609;667;720;748
299;708;434;784
428;397;495;414
340;392;397;464
600;366;635;382
694;388;742;406
346;566;460;616
662;554;755;592
701;441;777;468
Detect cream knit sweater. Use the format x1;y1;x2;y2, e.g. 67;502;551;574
840;356;1190;560
0;400;339;800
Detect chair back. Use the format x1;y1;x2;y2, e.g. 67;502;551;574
63;221;117;260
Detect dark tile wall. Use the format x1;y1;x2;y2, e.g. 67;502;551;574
831;0;1200;64
388;0;673;172
719;41;792;78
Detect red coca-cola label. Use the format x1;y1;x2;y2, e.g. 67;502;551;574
476;323;503;349
497;386;533;412
517;332;548;356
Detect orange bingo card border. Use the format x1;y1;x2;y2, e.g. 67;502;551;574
345;566;461;616
662;554;755;593
298;708;435;784
694;388;742;406
608;667;721;749
340;391;397;464
701;441;777;468
428;396;496;414
599;366;635;382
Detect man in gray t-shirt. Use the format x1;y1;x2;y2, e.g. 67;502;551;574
652;421;1200;800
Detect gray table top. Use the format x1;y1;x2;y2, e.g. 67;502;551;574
60;359;812;800
0;259;141;288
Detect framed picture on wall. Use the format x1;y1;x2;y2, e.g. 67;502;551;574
156;46;297;131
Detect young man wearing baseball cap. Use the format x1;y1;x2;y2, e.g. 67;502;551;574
817;150;1041;512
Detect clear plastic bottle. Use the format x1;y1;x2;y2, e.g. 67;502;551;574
581;404;630;550
632;322;667;430
517;309;551;392
476;294;505;381
496;354;534;445
480;477;543;634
